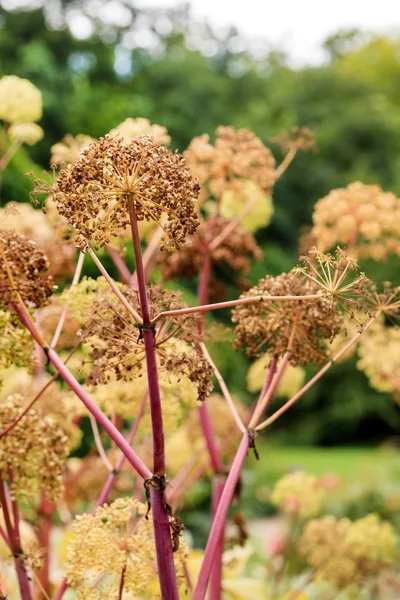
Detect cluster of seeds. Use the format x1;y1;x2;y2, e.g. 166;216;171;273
33;134;200;251
0;229;54;308
232;272;343;367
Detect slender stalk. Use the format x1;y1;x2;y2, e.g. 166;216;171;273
106;244;132;284
209;477;226;600
88;248;142;324
13;302;152;480
274;147;297;180
128;198;179;599
249;354;290;428
96;391;147;508
200;342;246;433
0;479;32;600
118;564;126;600
256;316;376;430
209;195;260;252
193;434;250;600
53;580;68;600
89;413;113;472
50;251;85;348
251;357;278;420
152;293;322;323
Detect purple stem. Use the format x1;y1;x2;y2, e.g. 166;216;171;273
128;200;179;599
13;303;152;481
193;434;250;600
0;479;32;600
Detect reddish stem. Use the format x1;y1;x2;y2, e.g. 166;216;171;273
106;244;132;283
193;434;250;600
0;478;32;600
13;302;152;481
128;199;178;599
36;492;55;598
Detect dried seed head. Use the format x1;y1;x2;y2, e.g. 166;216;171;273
159;216;262;287
184;126;276;204
0;229;54;309
67;279;212;402
0;202;76;280
232;273;343;367
33;134;200;251
312;182;400;260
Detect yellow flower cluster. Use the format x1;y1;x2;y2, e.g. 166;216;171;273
357;319;400;399
0;75;42;123
218;179;274;233
0;394;69;499
8;122;43;145
299;514;398;588
270;471;326;518
0;311;35;381
108;117;171;146
312;182;400;260
66;497;187;599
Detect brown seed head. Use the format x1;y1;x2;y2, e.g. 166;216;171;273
32;134;200;251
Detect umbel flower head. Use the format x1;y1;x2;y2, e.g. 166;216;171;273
108;117;171;146
66;497;188;599
33;134;200;251
270;471;327;518
0;312;35;383
0;75;42;123
184;126;276;204
299;513;398;588
64;278;213;402
0;229;54;309
159;216;262;289
232;272;343;367
312;182;400;260
0;394;69;500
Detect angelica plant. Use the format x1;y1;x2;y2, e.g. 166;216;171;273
0;75;399;600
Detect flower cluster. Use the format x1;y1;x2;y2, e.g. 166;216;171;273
50;133;96;166
357;319;400;401
312;182;400;260
299;514;398;588
271;471;327;518
0;311;35;379
0;394;69;499
0;75;42;123
184;126;276;204
109;117;171;146
8;122;43;145
217;179;274;233
232;272;342;367
159;216;262;289
65;279;213;402
0;229;54;308
0;202;76;280
33;134;200;251
270;126;316;153
66;497;187;599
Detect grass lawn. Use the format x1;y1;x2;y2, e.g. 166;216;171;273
249;442;400;481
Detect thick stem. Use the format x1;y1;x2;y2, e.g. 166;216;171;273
151;488;179;600
13;302;152;480
0;479;32;600
128;199;178;598
193;434;250;600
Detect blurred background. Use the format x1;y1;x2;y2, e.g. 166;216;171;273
2;0;400;505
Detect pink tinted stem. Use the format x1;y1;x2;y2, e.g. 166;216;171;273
193;434;250;599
